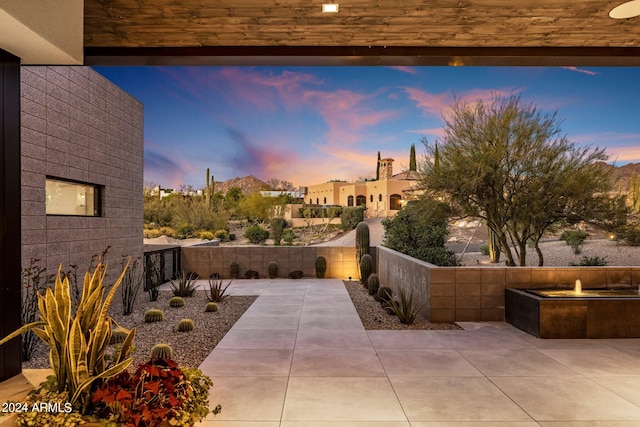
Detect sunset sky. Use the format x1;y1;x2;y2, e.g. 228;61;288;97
94;66;640;190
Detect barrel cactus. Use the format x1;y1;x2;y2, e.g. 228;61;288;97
205;302;219;312
149;343;174;361
315;256;327;278
144;309;164;323
376;286;394;304
110;327;129;345
169;296;185;308
230;261;240;279
268;261;278;279
178;318;195;332
368;273;380;296
355;221;370;264
359;253;373;285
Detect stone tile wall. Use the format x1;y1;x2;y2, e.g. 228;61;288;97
377;246;640;322
21;66;144;280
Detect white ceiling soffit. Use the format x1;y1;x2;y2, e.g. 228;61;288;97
0;0;83;64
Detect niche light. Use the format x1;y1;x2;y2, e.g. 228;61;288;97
322;3;339;13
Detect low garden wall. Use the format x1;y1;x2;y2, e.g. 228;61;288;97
181;246;377;280
376;246;640;322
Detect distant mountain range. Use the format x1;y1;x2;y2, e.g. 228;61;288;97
596;162;640;190
214;175;271;195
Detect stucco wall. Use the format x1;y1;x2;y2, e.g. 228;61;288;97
21;66;144;280
376;245;640;322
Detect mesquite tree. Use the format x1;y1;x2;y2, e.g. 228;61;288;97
420;94;615;266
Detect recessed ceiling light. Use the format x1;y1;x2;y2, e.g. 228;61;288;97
322;3;339;13
610;0;640;19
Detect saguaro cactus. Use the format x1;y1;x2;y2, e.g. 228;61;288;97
359;253;373;285
355;221;370;265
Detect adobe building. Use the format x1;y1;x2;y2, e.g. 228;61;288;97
306;157;421;218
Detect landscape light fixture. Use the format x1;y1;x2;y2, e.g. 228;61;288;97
322;3;339;13
609;0;640;18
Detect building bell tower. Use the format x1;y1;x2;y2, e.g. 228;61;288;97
379;158;394;180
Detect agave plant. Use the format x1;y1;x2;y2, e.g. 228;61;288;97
206;277;232;303
171;270;199;297
0;261;136;414
387;288;428;325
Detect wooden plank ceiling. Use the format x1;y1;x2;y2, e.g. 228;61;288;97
84;0;640;65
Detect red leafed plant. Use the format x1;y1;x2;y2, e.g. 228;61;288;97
92;358;190;427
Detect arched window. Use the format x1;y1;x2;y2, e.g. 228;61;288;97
309;198;312;204
370;195;373;203
390;194;402;210
356;195;366;206
323;197;327;204
316;198;319;205
347;195;354;206
378;194;382;202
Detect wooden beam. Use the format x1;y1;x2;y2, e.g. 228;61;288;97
85;46;640;66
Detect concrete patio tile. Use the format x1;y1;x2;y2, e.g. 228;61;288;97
410;423;539;427
291;348;386;377
261;287;307;296
389;377;532;422
295;328;373;349
538;348;640;376
367;330;452;350
199;349;293;376
282;377;407;422
377;350;482;377
491;376;640;421
302;294;356;306
281;423;410;427
201;376;287;421
298;314;364;330
197;422;279;426
538;422;640;426
459;348;579;377
301;304;358;317
589;375;640;406
232;314;300;330
439;330;531;350
215;329;298;350
250;294;305;305
244;303;303;316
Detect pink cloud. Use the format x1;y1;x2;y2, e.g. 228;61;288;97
563;67;600;76
389;66;419;75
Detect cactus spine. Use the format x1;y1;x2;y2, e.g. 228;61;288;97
359;253;373;285
144;309;164;323
150;343;174;360
205;302;219;312
315;256;327;278
178;318;194;332
268;261;278;279
169;296;185;308
355;222;370;266
368;273;380;296
230;261;240;279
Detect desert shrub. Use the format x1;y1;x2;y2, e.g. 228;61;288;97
214;229;230;241
158;226;176;237
387;289;428;325
289;270;304;279
383;200;459;266
340;206;365;230
20;258;53;361
244;269;259;279
199;230;215;240
271;218;289;245
479;243;490;256
618;224;640;246
206;277;231;303
121;256;144;316
245;225;269;244
569;255;610;266
229;233;236;241
175;223;197;239
283;229;295;245
560;229;589;254
143;228;163;238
